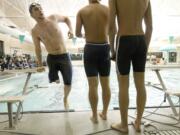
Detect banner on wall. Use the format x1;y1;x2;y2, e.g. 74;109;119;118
72;37;77;45
169;36;174;44
19;35;25;43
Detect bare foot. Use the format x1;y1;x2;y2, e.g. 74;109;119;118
90;116;98;124
99;112;107;120
131;121;141;132
111;123;128;133
63;98;69;110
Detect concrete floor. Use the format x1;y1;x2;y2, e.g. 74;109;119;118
0;108;180;135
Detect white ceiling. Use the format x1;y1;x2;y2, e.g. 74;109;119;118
0;0;180;39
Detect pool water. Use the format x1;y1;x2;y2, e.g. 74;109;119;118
0;63;180;112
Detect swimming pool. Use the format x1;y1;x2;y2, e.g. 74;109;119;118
0;63;180;112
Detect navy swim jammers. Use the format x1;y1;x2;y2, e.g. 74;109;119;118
84;43;111;77
116;35;147;75
47;53;72;85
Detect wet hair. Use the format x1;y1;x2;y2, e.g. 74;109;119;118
29;2;41;14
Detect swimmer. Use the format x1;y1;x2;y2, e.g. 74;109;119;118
29;2;73;110
109;0;153;132
76;0;111;123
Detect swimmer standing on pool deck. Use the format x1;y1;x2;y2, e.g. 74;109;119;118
109;0;153;133
76;0;111;123
29;3;73;110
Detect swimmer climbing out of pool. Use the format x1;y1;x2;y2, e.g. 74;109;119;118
29;2;74;110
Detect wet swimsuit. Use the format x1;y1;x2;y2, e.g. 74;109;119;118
47;53;72;85
116;35;147;75
84;43;111;77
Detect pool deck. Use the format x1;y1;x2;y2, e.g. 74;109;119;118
0;62;180;134
0;107;180;135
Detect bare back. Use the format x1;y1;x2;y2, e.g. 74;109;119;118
78;3;109;43
115;0;149;36
32;16;66;55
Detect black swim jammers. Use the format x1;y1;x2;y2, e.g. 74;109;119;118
47;53;72;85
116;35;147;75
84;43;111;77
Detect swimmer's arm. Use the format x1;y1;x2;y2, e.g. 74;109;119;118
52;14;73;37
63;16;73;35
144;1;153;49
75;11;83;38
32;30;43;67
108;0;117;56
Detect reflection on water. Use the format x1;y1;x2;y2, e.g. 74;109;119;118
0;63;180;112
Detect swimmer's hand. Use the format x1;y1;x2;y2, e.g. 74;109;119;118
68;31;74;39
111;52;116;61
76;33;85;38
37;66;45;72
